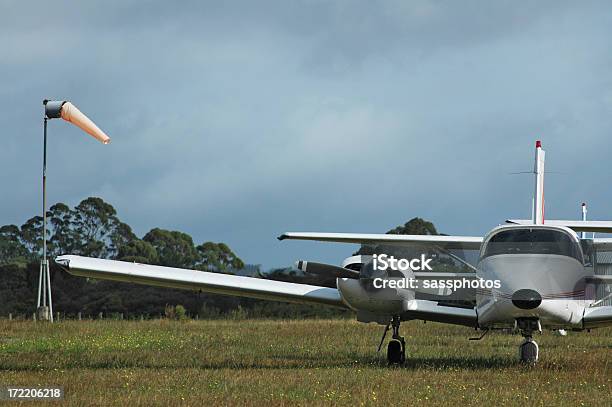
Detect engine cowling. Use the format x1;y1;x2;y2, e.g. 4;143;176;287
337;256;415;313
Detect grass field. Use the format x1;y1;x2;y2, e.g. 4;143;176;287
0;319;610;406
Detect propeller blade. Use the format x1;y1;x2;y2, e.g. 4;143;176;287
377;323;390;352
295;260;359;279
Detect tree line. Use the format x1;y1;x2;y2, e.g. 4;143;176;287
0;197;344;318
4;197;244;271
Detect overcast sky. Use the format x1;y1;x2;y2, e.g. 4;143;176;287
2;1;612;268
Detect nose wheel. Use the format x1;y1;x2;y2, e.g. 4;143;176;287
516;318;540;363
387;338;405;364
381;316;405;365
519;336;539;363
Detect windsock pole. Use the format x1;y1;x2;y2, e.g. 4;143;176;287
37;113;53;322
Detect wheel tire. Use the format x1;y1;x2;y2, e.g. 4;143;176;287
519;339;539;363
387;339;403;365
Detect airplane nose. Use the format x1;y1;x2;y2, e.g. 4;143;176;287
511;289;542;310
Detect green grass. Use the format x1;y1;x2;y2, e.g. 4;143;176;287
0;319;609;405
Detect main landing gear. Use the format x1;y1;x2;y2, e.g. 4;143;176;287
378;316;406;365
516;318;540;363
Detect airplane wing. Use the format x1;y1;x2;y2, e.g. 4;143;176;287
55;255;346;308
403;299;477;327
586;274;612;283
57;255;480;326
278;232;483;250
354;300;477;327
506;219;612;233
583;305;612;328
592;238;612;251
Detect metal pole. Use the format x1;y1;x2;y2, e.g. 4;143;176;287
37;260;42;307
47;259;53;323
38;114;53;322
43;117;47;271
37;117;48;313
42;263;46;306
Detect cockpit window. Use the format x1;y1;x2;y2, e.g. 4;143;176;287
483;228;582;262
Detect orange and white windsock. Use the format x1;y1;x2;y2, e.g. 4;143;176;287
60;102;111;144
533;140;545;224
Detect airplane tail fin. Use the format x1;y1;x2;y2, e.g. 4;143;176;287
533;140;545;224
581;202;587;239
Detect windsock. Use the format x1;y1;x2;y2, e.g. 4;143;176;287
59;102;111;144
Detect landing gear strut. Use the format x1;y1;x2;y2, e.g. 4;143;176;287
516;318;540;363
386;316;405;365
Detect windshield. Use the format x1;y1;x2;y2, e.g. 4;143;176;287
482;228;582;262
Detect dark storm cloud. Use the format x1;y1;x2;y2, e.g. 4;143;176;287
2;1;612;268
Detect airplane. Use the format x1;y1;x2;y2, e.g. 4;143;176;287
55;141;612;364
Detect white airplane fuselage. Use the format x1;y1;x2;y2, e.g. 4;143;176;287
476;224;590;329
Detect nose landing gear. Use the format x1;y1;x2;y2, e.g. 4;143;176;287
519;337;539;363
516;318;541;363
379;316;405;365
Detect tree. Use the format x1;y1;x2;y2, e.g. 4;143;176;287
17;198;137;260
117;239;159;264
195;242;244;273
110;221;138;259
0;263;35;314
356;217;439;255
143;228;199;268
20;216;44;256
0;225;30;265
72;197;136;258
48;203;78;256
386;217;438;235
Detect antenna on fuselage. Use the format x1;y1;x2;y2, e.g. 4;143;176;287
533;140;545;224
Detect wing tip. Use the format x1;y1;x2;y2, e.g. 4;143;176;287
54;255;71;268
277;233;287;241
